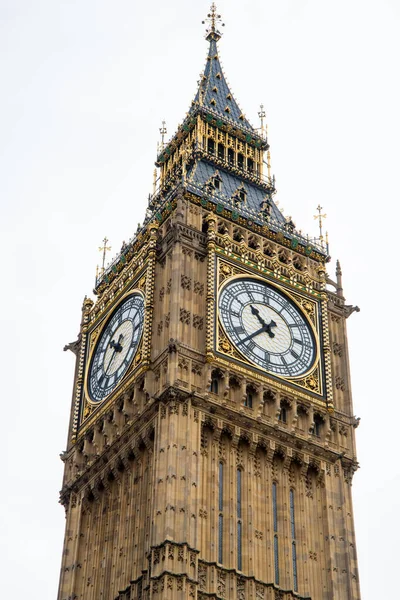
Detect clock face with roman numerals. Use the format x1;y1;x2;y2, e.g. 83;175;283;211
88;293;144;403
218;278;316;378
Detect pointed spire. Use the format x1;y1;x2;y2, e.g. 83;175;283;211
194;6;253;133
336;260;343;296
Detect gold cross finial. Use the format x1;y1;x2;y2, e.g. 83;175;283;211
314;204;327;241
159;120;167;150
202;3;224;39
98;236;111;274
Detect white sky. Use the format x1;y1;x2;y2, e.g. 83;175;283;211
1;1;399;597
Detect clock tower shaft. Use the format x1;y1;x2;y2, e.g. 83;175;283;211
58;7;361;600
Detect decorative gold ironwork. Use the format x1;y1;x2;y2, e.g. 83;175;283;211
202;3;225;39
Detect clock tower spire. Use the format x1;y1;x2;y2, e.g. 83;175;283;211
58;7;361;600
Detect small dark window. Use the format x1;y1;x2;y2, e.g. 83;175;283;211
218;144;225;160
228;148;235;164
238;153;244;169
278;407;287;423
244;391;253;408
211;378;219;394
248;158;254;172
208;138;215;155
239;190;246;203
214;177;221;190
313;414;323;437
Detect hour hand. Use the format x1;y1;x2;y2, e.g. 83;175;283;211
250;305;267;327
110;333;123;353
250;305;277;338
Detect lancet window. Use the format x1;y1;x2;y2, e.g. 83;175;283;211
218;461;224;564
237;468;242;570
272;481;279;585
290;489;298;592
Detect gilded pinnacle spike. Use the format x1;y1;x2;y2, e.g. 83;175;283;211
98;236;111;273
267;150;271;180
159;121;167;150
258;104;266;135
202;3;224;40
314;204;327;241
153;168;157;194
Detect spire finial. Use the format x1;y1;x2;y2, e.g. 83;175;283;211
336;260;343;295
159;120;167;150
258;104;266;137
314;204;327;242
98;236;111;275
202;3;225;41
267;150;272;180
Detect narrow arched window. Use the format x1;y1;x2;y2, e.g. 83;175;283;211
278;406;287;423
237;468;242;571
211;377;219;394
218;462;224;564
272;482;279;585
290;489;298;592
244;388;253;408
313;414;323;437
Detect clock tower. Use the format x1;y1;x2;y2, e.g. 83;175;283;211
58;6;361;600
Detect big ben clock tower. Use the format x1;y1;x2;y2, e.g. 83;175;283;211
58;6;361;600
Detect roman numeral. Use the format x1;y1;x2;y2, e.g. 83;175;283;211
234;326;246;335
278;301;288;313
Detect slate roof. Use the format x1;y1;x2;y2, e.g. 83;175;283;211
186;159;286;226
191;37;255;134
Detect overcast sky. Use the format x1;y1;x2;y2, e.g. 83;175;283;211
1;1;399;597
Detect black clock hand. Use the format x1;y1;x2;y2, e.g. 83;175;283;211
250;305;277;338
237;324;269;345
266;319;277;338
104;348;117;375
110;333;124;353
104;334;124;376
250;305;267;327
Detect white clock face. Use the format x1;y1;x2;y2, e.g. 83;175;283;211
218;278;316;378
88;293;144;402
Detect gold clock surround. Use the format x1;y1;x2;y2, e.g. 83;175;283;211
83;288;145;407
214;259;325;398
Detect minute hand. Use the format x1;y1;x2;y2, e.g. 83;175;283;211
237;324;269;346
